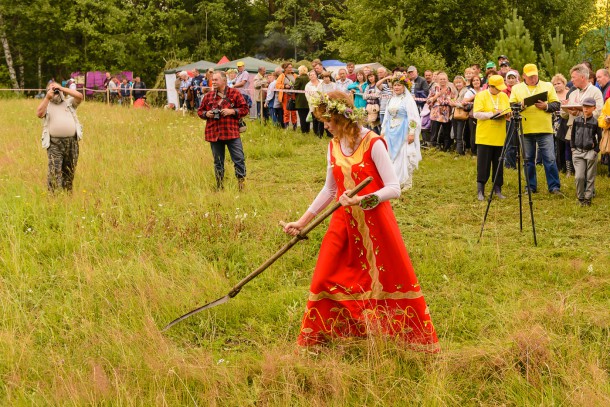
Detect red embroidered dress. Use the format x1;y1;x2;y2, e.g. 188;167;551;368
298;132;439;352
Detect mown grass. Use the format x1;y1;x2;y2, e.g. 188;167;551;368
0;99;608;406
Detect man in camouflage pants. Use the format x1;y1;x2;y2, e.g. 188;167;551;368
36;81;84;192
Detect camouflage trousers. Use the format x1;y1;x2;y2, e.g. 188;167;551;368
47;136;79;192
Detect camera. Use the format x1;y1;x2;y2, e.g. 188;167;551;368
509;102;524;121
53;88;60;95
510;102;522;111
210;109;221;119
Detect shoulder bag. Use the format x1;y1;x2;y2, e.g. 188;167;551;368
600;129;610;154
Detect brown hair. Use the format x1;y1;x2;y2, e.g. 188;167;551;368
313;91;361;151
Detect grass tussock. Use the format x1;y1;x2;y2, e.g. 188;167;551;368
0;100;609;405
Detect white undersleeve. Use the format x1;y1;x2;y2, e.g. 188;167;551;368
307;134;400;215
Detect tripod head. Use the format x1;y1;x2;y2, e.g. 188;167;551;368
510;102;524;121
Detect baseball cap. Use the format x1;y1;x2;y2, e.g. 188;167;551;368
485;61;496;70
498;55;508;60
582;97;596;107
407;66;416;73
236;61;245;67
500;61;510;67
523;64;538;77
488;75;507;91
506;70;518;78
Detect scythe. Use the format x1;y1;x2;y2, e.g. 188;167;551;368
162;176;373;331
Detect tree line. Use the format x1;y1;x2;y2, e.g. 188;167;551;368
0;0;607;90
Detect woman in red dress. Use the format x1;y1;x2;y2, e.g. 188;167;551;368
283;91;439;352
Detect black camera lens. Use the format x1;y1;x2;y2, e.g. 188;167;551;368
53;88;60;94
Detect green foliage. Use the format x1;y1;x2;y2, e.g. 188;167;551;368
405;46;447;73
1;100;609;404
378;12;409;68
265;0;335;60
295;59;313;71
539;27;577;78
492;9;537;74
450;45;487;78
0;0;603;93
576;28;609;72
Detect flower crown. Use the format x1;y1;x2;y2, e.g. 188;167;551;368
309;92;367;124
392;75;412;90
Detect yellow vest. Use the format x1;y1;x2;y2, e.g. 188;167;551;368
474;90;510;146
509;81;558;135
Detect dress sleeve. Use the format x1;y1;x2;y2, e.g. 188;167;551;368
369;140;400;201
307;146;337;215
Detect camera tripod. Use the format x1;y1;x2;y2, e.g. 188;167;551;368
478;105;538;246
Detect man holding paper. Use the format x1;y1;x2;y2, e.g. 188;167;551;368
510;63;562;194
560;64;603;143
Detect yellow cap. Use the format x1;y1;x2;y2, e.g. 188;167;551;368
236;61;245;67
523;64;538;77
488;75;507;91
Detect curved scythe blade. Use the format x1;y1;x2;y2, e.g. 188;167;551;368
162;295;229;331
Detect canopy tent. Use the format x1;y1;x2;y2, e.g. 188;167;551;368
164;60;216;75
214;56;279;73
217;55;230;64
321;59;345;67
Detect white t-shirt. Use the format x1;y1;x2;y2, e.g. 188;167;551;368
234;70;250;96
47;98;80;138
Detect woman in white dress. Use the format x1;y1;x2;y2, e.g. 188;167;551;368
380;76;422;190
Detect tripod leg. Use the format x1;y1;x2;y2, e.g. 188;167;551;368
517;134;523;231
517;127;538;246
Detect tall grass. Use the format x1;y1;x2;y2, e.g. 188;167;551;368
0;100;608;405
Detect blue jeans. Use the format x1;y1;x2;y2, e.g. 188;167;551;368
210;138;246;183
242;94;252;108
522;133;560;192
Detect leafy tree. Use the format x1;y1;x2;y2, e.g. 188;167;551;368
265;0;333;60
539;27;577;77
576;28;609;71
406;46;447;74
492;9;537;74
514;0;597;54
451;45;487;78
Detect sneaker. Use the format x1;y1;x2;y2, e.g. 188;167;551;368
550;189;563;196
584;198;592;206
525;186;537;194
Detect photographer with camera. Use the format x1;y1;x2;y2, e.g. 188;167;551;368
509;64;562;194
36;80;84;193
198;71;249;191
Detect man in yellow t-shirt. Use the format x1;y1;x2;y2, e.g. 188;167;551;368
509;63;562;194
473;75;511;200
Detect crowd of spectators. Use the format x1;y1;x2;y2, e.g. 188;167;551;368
102;72;147;106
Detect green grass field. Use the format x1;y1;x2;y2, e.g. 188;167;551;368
0;100;608;405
